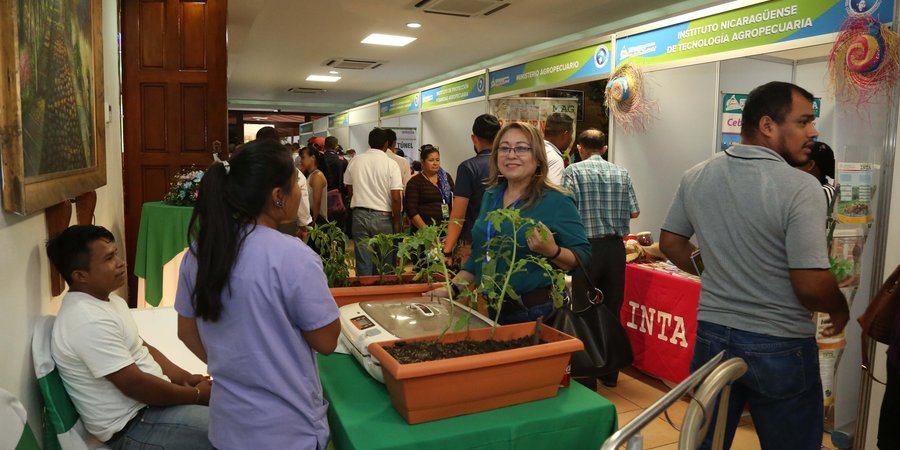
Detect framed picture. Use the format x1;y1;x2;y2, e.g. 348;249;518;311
0;0;106;215
547;89;585;121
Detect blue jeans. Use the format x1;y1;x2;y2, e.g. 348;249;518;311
492;301;554;325
106;405;212;449
691;321;823;450
351;208;395;276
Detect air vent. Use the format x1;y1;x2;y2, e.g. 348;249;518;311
287;87;327;94
323;58;383;70
416;0;510;17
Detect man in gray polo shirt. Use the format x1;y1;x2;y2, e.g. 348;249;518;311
660;81;848;450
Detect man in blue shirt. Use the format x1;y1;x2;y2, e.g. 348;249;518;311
442;114;500;265
562;128;639;387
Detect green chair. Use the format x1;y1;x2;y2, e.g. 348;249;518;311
32;315;110;450
0;387;39;450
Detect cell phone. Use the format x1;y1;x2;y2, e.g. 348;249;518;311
690;248;704;275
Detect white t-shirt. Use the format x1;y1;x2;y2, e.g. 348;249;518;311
296;169;312;226
51;292;169;441
544;140;565;185
344;149;403;212
387;151;412;187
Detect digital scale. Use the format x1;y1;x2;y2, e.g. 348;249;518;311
338;297;494;382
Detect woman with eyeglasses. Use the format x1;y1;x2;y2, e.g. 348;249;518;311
425;122;590;324
404;144;454;230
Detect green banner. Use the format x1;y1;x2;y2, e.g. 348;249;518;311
380;92;421;117
421;75;486;109
300;122;313;134
490;42;611;95
329;113;349;128
617;0;894;67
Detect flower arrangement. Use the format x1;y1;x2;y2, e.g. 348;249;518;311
163;168;204;206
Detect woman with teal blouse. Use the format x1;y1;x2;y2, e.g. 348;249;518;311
426;122;590;324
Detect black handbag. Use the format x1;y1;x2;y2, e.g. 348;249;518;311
550;254;634;377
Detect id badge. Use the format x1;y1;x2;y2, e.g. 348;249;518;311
441;203;450;219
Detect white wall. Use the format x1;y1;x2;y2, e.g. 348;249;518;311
613;62;719;238
795;60;835;146
421;102;489;181
349;123;376;152
0;0;124;441
328;127;350;150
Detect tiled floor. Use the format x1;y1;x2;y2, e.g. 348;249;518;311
601;367;839;449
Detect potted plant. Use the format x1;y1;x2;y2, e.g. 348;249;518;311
309;222;445;307
366;208;583;424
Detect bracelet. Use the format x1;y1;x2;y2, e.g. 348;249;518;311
193;386;201;404
548;245;562;260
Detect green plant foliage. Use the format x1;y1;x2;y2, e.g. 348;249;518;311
360;232;407;279
309;221;353;287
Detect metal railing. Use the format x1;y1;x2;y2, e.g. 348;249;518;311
600;351;743;450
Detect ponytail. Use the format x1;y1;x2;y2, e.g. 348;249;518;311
188;140;294;321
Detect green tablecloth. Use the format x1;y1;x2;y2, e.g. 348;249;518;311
133;202;194;306
317;353;617;450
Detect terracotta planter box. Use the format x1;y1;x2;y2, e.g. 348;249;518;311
330;274;443;307
367;322;584;424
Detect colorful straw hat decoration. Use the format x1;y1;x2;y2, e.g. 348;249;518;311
829;15;900;106
605;64;653;132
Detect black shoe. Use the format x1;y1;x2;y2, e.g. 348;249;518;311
601;379;617;388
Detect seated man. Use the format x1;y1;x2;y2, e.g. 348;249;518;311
46;225;212;449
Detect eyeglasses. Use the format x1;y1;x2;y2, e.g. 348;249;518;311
497;146;532;156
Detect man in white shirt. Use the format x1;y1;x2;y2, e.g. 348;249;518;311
46;225;212;448
384;128;412;187
543;112;573;184
344;127;404;276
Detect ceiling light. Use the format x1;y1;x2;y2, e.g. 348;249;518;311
329;70;339;74
406;22;422;28
306;75;342;82
361;33;417;47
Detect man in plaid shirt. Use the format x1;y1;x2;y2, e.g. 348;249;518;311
562;128;639;388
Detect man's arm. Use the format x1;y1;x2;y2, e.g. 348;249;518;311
391;190;402;233
659;230;698;275
105;364;211;406
630;212;640;219
442;197;469;254
790;269;849;336
143;341;196;385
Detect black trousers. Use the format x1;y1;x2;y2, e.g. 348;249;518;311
879;361;900;449
571;236;626;383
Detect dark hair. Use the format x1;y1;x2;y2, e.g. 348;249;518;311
46;225;115;286
577;128;607;151
544;113;574;136
472;114;501;142
369;127;391;150
420;144;440;162
411;161;422;172
385;128;398;148
256;126;279;142
741;81;815;138
189;140;296;321
809;141;835;183
301;145;325;170
324;136;338;150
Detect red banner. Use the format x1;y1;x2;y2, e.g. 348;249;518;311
622;264;700;383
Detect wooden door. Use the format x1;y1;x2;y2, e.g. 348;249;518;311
122;0;227;306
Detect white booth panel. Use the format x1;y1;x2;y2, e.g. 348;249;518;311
329;127;350;149
718;57;793;95
421;101;488;181
613;62;719;239
313;117;329;134
350;123;376;152
380;117;400;128
350;104;378;125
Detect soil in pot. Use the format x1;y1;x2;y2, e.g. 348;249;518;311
385;336;545;364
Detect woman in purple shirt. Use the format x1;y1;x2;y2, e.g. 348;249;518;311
175;140;341;450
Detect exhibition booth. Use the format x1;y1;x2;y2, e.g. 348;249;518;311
290;1;900;447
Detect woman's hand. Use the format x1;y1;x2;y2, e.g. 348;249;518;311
526;222;558;258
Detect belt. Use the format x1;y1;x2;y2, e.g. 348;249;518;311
354;207;391;216
593;235;621;240
507;287;551;308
